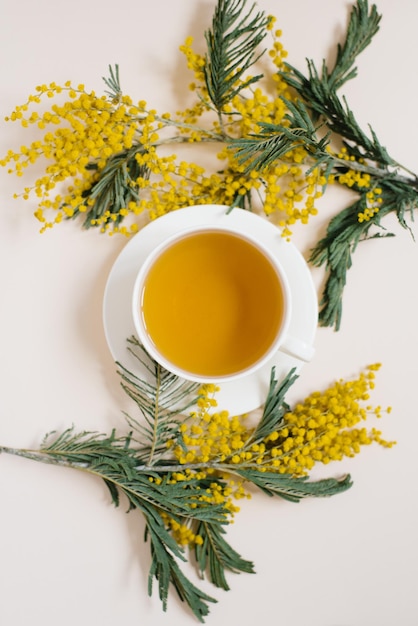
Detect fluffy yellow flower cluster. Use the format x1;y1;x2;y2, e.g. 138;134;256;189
160;511;205;547
156;385;249;546
160;364;393;547
332;147;383;223
0;83;152;233
180;365;393;475
279;363;394;474
0;22;324;237
176;26;324;238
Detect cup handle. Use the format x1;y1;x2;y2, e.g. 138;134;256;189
278;334;315;363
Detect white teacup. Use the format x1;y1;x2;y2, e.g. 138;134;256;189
132;224;314;383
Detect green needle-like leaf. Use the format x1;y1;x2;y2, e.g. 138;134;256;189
195;520;255;590
326;0;381;91
102;64;122;100
117;336;201;465
249;367;297;444
139;501;217;622
0;337;388;621
235;469;353;502
71;145;149;229
281;0;381;106
203;0;270;111
310;181;418;329
229;99;331;174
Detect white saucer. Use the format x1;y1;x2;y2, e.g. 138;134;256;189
102;205;318;415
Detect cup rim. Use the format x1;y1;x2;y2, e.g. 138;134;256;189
131;224;292;383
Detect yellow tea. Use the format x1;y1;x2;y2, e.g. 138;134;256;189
140;230;284;377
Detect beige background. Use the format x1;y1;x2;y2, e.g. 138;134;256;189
0;1;416;624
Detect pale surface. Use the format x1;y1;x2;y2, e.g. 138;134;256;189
0;1;416;625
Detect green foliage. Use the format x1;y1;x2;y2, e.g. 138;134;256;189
0;338;357;621
203;0;270;112
309;180;418;329
73;144;149;229
145;512;217;622
282;0;381;105
194;520;255;590
40;426;226;521
248;367;296;443
230;100;332;174
117;336;201;465
279;0;418;329
235;469;352;502
229;0;418;329
102;63;122;100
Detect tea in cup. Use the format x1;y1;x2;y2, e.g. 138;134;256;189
132;226;314;383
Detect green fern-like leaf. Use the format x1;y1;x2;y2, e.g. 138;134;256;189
117;336;201;465
248;367;297;444
195;520;255;590
235;469;353;502
203;0;270;111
